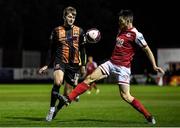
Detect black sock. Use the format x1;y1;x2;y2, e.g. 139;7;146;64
57;101;65;110
50;84;60;107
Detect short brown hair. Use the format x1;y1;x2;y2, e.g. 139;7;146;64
63;6;76;17
118;9;133;23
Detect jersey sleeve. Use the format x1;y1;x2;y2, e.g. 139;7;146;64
79;28;87;44
79;28;87;66
135;32;147;48
45;30;56;67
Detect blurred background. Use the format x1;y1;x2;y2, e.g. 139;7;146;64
0;0;179;85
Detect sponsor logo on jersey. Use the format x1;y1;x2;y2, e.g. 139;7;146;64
116;37;124;47
126;33;131;37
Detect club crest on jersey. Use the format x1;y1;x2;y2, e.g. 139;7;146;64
116;37;124;46
126;33;131;37
73;32;79;36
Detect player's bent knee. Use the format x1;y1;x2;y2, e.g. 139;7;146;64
54;79;63;86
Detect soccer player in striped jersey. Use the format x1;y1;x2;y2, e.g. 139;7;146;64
55;9;165;125
38;6;86;122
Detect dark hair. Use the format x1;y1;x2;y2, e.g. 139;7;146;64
118;9;133;22
63;6;76;17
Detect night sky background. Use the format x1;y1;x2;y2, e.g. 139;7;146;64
0;0;179;74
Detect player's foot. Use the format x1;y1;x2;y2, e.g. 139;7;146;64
146;116;156;125
45;110;55;122
52;107;58;119
96;89;100;94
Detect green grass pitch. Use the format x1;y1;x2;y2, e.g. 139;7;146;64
0;84;180;127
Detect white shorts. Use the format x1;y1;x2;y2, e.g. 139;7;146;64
99;61;131;85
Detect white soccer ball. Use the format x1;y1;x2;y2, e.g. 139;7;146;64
86;28;101;43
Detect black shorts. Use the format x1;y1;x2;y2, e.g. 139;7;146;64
54;62;80;87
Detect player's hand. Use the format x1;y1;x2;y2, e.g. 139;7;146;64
38;65;48;75
153;66;165;74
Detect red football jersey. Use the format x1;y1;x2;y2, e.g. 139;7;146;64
86;62;97;75
110;27;147;67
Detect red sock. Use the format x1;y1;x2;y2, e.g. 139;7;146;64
68;82;90;101
131;98;151;118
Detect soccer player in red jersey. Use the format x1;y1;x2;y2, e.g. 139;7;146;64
86;56;100;94
56;9;165;124
38;6;86;122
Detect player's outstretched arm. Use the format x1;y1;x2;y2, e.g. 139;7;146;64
143;45;164;74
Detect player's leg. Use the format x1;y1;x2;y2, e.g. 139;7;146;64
51;70;64;106
64;82;80;101
51;82;73;119
56;61;109;110
115;65;155;124
118;84;156;124
68;67;105;101
54;66;81;116
46;69;64;122
63;82;73;97
67;61;110;101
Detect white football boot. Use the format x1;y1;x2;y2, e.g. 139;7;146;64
45;107;55;122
